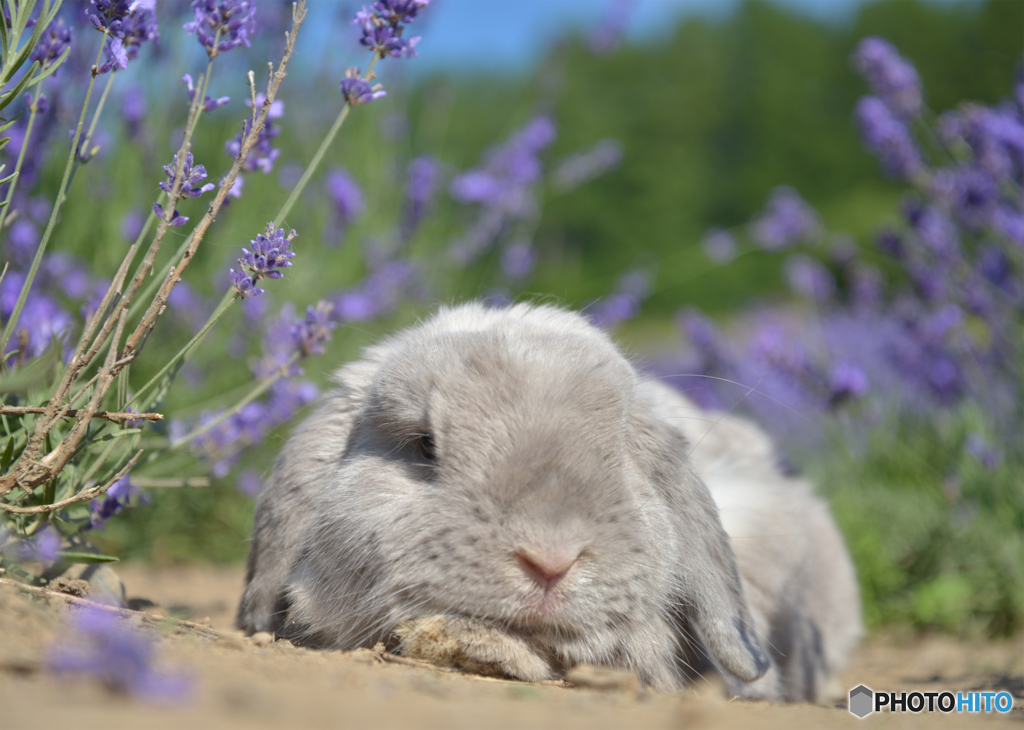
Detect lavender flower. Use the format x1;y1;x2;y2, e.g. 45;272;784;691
86;0;134;35
2;293;74;360
1;117;53;194
851;37;923;117
340;68;387;106
482;288;513;309
402;155;440;238
855;96;924;180
933;167;998;230
88;475;141;531
370;0;429;26
500;241;536;281
992;205;1024;246
325;167;365;242
236;469;262;497
30;18;72;68
167;280;210;333
586;270;649;329
357;22;419;59
252;307;303;379
850;263;885;312
12;526;61;563
89;1;157;74
291;301;336;357
701;228;738;264
181;404;265;477
679;309;720;354
965;433;1001;471
8;220;39;264
230;223;296;298
902;198;960;261
331;260;419;322
551;138;623;192
48;607;192;701
587;292;640;330
81;279;112;323
120;209;144;241
449;116;557;261
657;37;1021;470
69;126;111;163
588;0;635;55
96;37;128;74
180;305;323;476
152;203;188;227
750;186;821;250
159;152;215;199
875;228;903;259
228;268;262;299
40;252;93;300
120;85;146;134
183;74;230;112
25;92;49;114
225;95;283;173
353;1;429;59
941;104;1024;182
784;255;836;302
827;362;869;405
184;0;256;57
123;406;145;429
247;92;283;119
120;4;159;61
0;271;25;317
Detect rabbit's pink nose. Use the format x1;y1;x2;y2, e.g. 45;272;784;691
515;549;578;590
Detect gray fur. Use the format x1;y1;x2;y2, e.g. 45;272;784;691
237;302;861;700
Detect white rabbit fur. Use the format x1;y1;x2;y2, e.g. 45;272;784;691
237;302;861;700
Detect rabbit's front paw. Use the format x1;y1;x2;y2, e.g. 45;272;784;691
394;615;554;682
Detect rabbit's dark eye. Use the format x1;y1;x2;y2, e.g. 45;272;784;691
418;434;437;462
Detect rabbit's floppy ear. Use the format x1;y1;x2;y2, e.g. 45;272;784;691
237;338;399;635
627;399;770;683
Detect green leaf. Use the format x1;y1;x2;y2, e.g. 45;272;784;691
91;428;142;445
0;62;40;115
14;2;46;66
0;111;20;132
25;45;70;88
0;8;8;54
0;346;59;393
0;436;14;471
8;0;35;40
56;551;120;564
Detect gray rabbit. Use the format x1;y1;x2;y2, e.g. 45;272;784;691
237;302;861;700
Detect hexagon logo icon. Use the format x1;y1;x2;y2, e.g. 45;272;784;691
849;685;874;718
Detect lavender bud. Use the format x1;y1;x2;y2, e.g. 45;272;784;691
153;202;188;227
340;68;387;106
184;0;257;57
855;96;924;180
851;37;922;117
785;255;836;302
701;228;738;264
750;186;821;250
291;301;337;357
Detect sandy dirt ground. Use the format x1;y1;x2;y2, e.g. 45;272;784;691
1;563;1021;730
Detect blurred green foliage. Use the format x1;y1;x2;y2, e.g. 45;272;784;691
819;409;1024;636
47;0;1022;635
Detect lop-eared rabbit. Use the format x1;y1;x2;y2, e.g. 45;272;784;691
237;302;861;701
